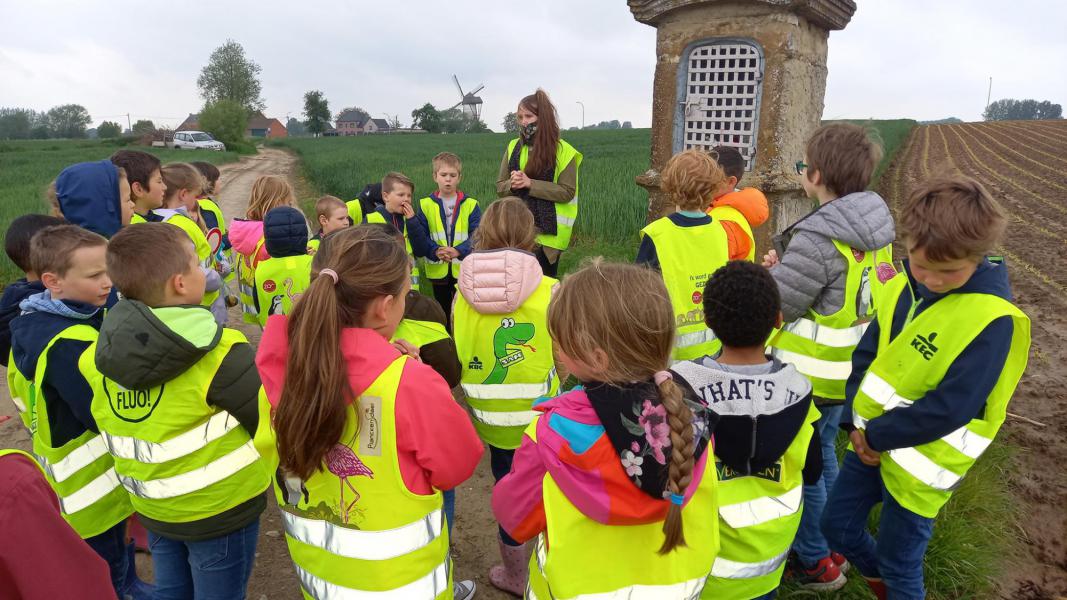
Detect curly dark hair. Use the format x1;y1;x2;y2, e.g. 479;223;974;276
703;261;780;348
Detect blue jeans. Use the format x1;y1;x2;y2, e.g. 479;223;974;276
86;519;150;599
490;445;521;546
442;488;455;539
751;591;777;600
821;452;935;600
148;520;260;600
793;404;843;566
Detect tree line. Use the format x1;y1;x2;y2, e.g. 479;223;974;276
983;98;1062;121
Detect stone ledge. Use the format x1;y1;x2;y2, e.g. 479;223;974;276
628;0;856;30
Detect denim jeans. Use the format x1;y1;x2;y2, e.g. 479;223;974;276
751;590;777;600
490;445;521;546
148;520;260;600
793;404;844;566
821;452;935;600
85;519;142;599
442;488;456;539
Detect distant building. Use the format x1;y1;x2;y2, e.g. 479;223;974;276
364;118;393;134
176;111;288;139
335;110;368;136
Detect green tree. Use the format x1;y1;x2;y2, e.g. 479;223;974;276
502;111;519;134
47;104;92;138
30;112;51;139
132;119;155;136
197;39;265;112
286;117;307;137
97;121;122;138
199;99;248;148
303;90;331;136
410;103;442;133
984;98;1063;121
0;108;35;139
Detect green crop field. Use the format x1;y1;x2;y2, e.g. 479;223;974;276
0;139;241;285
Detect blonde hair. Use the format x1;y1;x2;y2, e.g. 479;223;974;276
315;195;346;220
432;152;462;175
246;175;294;220
548;260;695;554
382;172;414;195
660;150;726;211
161;163;207;232
475;197;537;252
899;175;1006;261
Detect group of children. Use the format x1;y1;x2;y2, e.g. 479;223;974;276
0;121;1030;600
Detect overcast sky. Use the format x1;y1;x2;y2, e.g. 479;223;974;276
2;0;1064;131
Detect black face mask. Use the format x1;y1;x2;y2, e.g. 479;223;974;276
520;122;538;141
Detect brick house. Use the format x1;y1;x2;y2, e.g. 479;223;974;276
336;110;368;136
364;118;393;134
177;111;288;139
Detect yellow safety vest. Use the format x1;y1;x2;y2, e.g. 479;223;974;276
237;237;266;325
7;350;32;429
505;138;583;251
84;328;270;524
769;241;895;400
307;237;321;255
851;273;1030;518
525;415;719;600
640;216;729;361
453;276;558;449
346;199;364;225
418;196;478;281
366;211;421;289
709;205;756;262
32;325;133;538
393;318;451;349
131;213;147;224
273;355;452;599
199;197;235;286
254;254;313;327
158;211;220;309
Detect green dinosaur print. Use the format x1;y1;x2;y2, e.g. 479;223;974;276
483;318;537;385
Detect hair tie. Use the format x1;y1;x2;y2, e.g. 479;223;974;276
669;493;685;506
319;268;339;285
653;371;673;386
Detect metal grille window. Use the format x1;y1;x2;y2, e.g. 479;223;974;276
676;40;764;171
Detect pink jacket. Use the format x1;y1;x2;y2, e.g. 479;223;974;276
256;315;484;494
228;218;271;264
457;249;547;314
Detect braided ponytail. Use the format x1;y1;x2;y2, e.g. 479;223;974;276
658;376;696;554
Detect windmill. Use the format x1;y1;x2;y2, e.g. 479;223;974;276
451;75;484;120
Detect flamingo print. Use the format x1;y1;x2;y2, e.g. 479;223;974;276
325;443;374;524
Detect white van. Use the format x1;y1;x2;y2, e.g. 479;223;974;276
172;131;226;151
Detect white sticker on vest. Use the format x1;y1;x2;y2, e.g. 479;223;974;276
357;395;382;456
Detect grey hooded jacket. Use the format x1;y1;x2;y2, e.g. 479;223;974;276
770;191;895;323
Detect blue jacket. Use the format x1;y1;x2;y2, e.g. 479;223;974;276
10;291;104;446
843;259;1015;452
368;206;429;257
0;279;45;359
409;193;482;268
55;160;124;238
635;211;712;271
263;207;309;258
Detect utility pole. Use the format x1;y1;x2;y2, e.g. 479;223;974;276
126;113;132;133
986;77;993;111
576;101;585;129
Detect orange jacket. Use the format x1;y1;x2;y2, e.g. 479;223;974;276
708;187;770;260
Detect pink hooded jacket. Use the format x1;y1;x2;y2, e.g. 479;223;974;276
456;248;548;314
228;218;271;264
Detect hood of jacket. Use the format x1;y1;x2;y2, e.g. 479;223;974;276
712;187;770;228
0;279;46;353
788;191;895;252
228;218;269;261
10;291;102;379
263;207;309;258
672;357;813;474
95;300;222;389
457;249;544;314
55;160;123;238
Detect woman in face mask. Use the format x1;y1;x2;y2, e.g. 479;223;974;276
496;89;583;277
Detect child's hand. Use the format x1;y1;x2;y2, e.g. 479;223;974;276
762;249;779;268
392;339;421;361
510;170;531;190
401;202;415;219
307;246;317;256
849;429;881;466
442;247;460;260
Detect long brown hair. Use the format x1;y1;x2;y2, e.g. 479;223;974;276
246;175;294;221
548;260;695;553
474;197;537;252
274;225;410;480
161;163;208;232
519;89;561;180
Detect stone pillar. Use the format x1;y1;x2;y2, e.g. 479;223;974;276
630;0;856;253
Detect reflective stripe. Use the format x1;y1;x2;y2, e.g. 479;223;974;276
773;350;852;381
454;232;469;243
103;412;240;464
852;411;868;430
941;425;993;460
675;328;717;349
57;467;122;515
718;486;802;529
462;381;551;400
784;318;868;348
887;447;961;491
470;407;539;427
558;215;576;227
281;508;442;561
11;396;26;412
121;441;260;500
710;546;790;579
294;556;449;600
859;373;914;411
37;436;109;483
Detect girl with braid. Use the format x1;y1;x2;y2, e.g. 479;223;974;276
492;261;720;598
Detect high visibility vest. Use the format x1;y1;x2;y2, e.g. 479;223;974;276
393;318;451;349
702;402;820;599
346;199;364;225
131;213;147;224
254;254;313;327
237;237;267;325
769;241;895;400
199;197;235;285
84;328;271;524
159;211;220;309
273;355;453;599
366;212;421;289
307;237;321;255
640;217;730;361
851;273;1030;518
506;138;583;251
32;325;133;538
453;277;558;449
708;205;756;261
525;415;719;600
418;196;478;281
7;350;32;429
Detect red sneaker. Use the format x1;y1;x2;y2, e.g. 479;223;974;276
831;551;850;574
793;556;847;592
865;577;888;600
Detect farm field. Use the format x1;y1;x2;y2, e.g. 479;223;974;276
879;118;1067;599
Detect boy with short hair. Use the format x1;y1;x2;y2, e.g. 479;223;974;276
9;224;147;599
54;160;134;237
763;122;896;589
708;145;769;261
672;260;823;600
85;223;270;598
1;214;68;359
410;152;482;320
308;194;350;253
111;149;166;224
366;172;423;288
822;176;1030;600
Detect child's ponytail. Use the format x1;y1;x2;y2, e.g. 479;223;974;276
658;375;696;554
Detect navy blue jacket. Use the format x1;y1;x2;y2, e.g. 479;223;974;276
635;212;713;271
55;160;124;238
0;279;45;359
10;299;103;447
263;207;309;258
368;206;428;257
843;259;1015;452
408;193;483;270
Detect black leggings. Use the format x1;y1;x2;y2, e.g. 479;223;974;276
535;247;560;278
